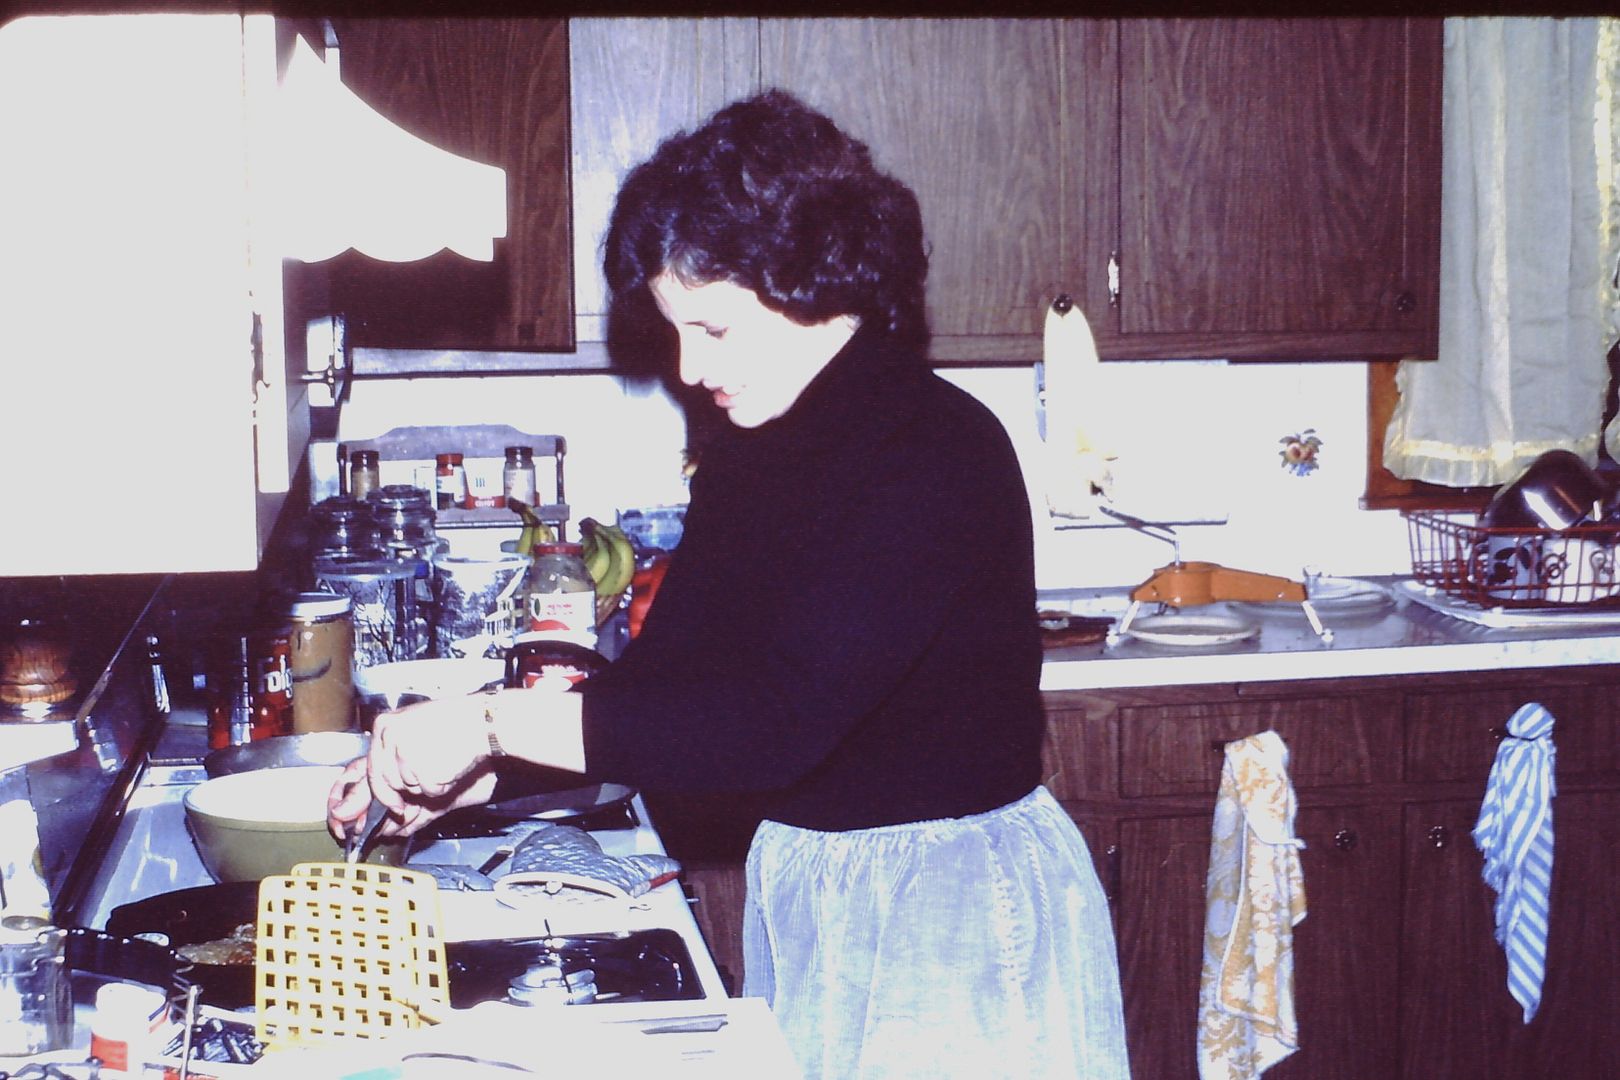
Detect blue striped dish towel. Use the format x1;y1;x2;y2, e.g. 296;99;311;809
1471;702;1557;1023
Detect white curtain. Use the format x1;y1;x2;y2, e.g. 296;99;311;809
1384;18;1620;487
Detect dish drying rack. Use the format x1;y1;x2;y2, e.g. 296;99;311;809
1403;510;1620;609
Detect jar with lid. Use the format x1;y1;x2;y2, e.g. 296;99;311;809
522;542;597;645
0;915;72;1056
435;452;467;510
349;449;381;502
368;484;438;559
503;446;538;508
310;495;382;562
281;593;355;733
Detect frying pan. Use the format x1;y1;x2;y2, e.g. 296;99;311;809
106;882;261;1009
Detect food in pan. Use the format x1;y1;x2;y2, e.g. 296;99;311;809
176;923;257;967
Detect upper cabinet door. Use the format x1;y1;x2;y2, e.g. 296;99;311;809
1104;18;1441;360
759;19;1085;362
319;18;572;352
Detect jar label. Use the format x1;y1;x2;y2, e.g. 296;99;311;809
526;591;594;640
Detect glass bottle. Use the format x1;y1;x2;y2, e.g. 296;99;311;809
349;449;381;502
503;446;538;508
435;453;466;510
522;542;596;645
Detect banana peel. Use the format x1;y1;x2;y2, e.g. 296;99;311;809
508;498;556;557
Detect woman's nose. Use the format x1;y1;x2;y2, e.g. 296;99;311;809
677;341;707;387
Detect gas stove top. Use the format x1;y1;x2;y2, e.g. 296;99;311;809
446;928;705;1008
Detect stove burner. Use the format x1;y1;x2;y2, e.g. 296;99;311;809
445;928;702;1008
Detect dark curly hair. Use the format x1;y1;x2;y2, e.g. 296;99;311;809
603;89;929;352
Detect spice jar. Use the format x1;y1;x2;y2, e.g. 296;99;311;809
522;542;596;645
349;449;381;502
435;453;467;511
503;446;538;508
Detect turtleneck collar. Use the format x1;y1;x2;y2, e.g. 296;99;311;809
709;323;927;462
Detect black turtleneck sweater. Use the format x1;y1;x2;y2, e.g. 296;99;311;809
575;327;1044;831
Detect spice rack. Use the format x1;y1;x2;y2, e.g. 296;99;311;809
338;424;569;538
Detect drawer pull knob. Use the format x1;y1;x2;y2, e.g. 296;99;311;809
1429;825;1450;849
1334;829;1358;851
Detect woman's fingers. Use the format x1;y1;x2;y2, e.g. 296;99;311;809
326;757;374;840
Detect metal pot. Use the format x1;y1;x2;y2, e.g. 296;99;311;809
1483;450;1617;531
203;731;368;778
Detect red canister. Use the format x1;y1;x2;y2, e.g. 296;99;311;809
248;626;294;742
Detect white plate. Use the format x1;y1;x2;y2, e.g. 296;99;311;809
1232;576;1393;620
1122;613;1258;647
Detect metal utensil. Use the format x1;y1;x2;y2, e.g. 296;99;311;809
346;799;390;864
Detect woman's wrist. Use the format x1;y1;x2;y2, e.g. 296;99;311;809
476;686;587;774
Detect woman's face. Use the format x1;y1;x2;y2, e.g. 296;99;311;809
649;272;857;429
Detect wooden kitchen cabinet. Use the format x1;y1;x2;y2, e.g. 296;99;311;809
1044;666;1620;1080
314;18;573;352
750;17;1440;363
1102;19;1442;361
0;14;305;576
758;19;1081;363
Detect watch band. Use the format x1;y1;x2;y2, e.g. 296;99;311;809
484;700;506;758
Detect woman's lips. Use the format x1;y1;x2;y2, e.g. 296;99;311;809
711;388;738;409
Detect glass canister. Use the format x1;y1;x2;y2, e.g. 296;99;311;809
314;556;432;668
0;916;73;1056
282;592;356;733
431;554;530;657
368;484;439;560
310;496;382;562
523;542;596;645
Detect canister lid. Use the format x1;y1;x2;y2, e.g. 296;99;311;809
285;593;353;620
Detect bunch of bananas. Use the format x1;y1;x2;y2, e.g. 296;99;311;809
508;499;557;556
580;518;636;627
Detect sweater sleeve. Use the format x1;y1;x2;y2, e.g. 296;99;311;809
578;393;1029;794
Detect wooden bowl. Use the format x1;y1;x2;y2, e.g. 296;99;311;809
0;618;78;706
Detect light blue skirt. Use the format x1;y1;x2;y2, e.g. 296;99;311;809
743;786;1131;1080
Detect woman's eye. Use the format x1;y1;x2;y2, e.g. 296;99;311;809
704;326;728;340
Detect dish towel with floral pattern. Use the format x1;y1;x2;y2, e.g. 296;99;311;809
1197;730;1308;1080
1472;701;1557;1023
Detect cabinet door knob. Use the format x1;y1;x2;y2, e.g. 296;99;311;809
1394;291;1417;314
1428;825;1450;849
1489;726;1510;742
1333;828;1358;851
1051;293;1074;314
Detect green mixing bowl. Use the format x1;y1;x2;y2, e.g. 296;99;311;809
183;765;407;881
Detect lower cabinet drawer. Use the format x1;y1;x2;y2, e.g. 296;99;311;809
1118;694;1402;797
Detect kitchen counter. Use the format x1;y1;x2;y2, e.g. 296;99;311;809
1038;575;1620;691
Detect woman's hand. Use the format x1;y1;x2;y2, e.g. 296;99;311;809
365;692;496;814
326;753;500;840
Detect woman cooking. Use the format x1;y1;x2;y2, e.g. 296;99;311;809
329;89;1130;1080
